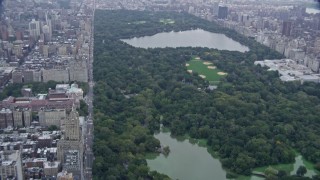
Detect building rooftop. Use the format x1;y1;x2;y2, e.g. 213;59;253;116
2;160;15;166
56;84;70;91
44;161;60;169
33;158;47;163
64;150;79;167
255;59;320;83
0;150;20;166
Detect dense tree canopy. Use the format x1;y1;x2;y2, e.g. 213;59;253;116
93;10;320;179
0;81;58;100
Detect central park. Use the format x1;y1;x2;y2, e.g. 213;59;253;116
92;10;320;180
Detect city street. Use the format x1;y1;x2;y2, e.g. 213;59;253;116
83;0;95;179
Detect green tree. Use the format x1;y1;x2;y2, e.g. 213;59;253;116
77;100;89;116
296;166;307;177
278;170;287;178
47;125;59;131
163;146;170;157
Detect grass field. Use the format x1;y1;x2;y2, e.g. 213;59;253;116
134;21;146;24
237;154;320;180
186;57;227;84
128;21;147;25
159;18;175;24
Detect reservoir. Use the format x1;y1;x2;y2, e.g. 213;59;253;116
306;7;320;14
121;29;249;52
146;131;227;180
306;2;320;14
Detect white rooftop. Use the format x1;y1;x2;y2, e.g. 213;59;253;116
44;161;60;168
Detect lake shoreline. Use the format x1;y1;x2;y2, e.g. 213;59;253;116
121;29;249;52
147;129;319;180
146;130;228;180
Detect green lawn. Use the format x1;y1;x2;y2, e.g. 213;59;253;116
186;57;227;84
159;18;175;24
134;21;146;24
238;155;320;180
253;163;294;174
128;21;147;25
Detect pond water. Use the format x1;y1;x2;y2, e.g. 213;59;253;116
146;131;227;180
121;29;249;52
147;131;319;180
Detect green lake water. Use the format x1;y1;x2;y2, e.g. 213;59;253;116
147;131;319;180
147;131;227;180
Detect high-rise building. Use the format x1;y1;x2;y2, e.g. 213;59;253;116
0;150;24;180
58;45;67;55
213;2;219;16
38;135;53;148
57;108;82;179
23;70;34;83
15;31;23;41
44;161;60;176
64;108;80;141
239;14;250;25
29;19;41;38
69;60;88;82
63;150;81;178
12;71;23;83
38;109;66;127
218;6;228;19
13;109;23;127
282;21;292;37
23;109;32;127
42;69;69;82
45;12;53;38
12;108;32;127
42;25;52;42
33;70;42;82
42;45;49;58
1;31;8;41
0;108;13;128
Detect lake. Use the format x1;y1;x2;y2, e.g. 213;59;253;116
306;3;320;14
306;7;320;14
147;131;319;180
147;131;227;180
121;29;249;52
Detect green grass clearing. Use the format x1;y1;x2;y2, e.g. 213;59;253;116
128;21;147;25
253;163;294;174
186;57;227;84
240;155;319;179
159;18;175;24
